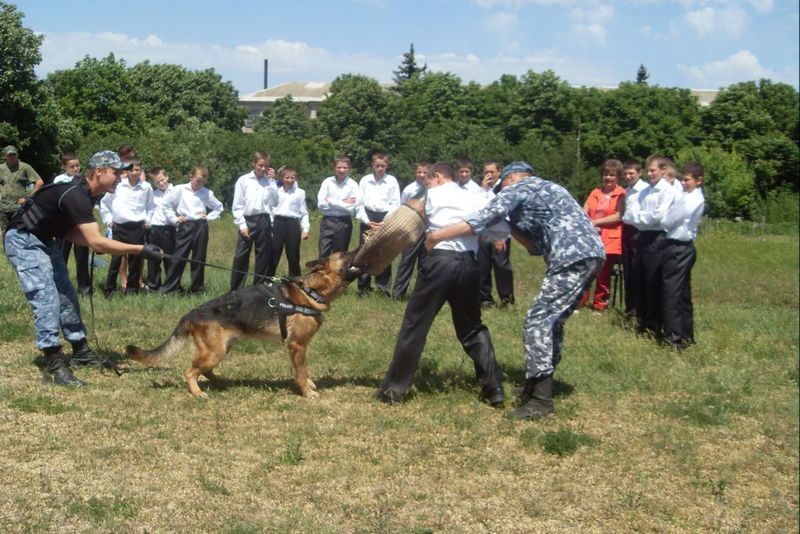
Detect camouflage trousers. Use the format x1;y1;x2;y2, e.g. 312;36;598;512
4;228;87;350
523;257;604;378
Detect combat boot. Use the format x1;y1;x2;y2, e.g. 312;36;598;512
43;347;85;387
509;375;554;420
69;339;107;369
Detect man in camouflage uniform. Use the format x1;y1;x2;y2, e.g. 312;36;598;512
426;161;605;419
0;145;42;231
4;150;163;387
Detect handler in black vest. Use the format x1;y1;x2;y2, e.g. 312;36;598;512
3;150;162;387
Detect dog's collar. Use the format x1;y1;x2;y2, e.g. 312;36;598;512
302;286;326;305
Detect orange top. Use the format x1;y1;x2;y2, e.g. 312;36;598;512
585;185;625;255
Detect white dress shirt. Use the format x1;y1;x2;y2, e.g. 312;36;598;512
100;177;155;225
622;178;677;231
427;181;505;254
231;171;278;230
356;173;400;224
317;176;360;218
168;183;223;222
53;173;76;184
663;188;705;242
273;184;310;233
401;180;425;204
150;184;178;226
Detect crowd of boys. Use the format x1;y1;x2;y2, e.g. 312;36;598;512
1;146;704;420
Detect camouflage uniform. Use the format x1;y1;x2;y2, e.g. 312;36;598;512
466;175;605;379
0;155;41;230
4;228;87;350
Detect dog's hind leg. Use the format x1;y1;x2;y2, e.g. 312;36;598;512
287;340;317;398
185;324;227;398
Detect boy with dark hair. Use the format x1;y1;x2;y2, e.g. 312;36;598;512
161;165;224;295
391;161;429;301
269;166;310;278
661;162;705;350
317;155;360;258
356;152;400;296
100;156;154;296
230;151;277;290
477;160;515;308
375;161;505;407
53;152;92;295
145;167;177;291
621;160;646;317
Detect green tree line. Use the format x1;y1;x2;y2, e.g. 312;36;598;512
2;3;797;222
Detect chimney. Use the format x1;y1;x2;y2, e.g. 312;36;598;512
263;59;269;89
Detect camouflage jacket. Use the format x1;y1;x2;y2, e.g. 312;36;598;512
465;176;605;271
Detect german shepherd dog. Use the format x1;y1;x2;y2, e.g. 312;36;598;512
126;251;361;398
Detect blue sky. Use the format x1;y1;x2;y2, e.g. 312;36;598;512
13;0;799;95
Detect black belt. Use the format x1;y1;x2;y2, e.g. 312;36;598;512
430;249;476;260
665;238;692;245
114;220;146;228
322;215;351;222
245;213;270;220
365;209;388;219
274;215;300;222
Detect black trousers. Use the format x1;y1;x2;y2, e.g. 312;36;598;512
58;238;91;292
662;240;696;347
391;235;426;300
230;213;272;291
358;209;390;292
270;215;302;277
622;223;640;316
105;220;146;294
379;250;503;398
145;225;176;290
318;215;352;259
477;237;514;304
636;230;666;336
162;220;209;294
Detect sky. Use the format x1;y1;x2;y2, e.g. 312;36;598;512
12;0;800;96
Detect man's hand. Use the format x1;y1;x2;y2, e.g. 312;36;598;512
301;231;310;240
494;240;506;253
424;231;440;252
141;243;164;260
240;227;251;239
344;196;356;205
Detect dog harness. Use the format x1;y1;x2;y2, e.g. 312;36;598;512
257;282;322;341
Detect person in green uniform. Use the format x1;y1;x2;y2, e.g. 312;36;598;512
0;145;43;230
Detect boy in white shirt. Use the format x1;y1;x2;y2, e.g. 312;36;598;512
54;152;92;295
269;166;310;278
356;153;400;296
661;162;705;350
161;165;224;295
317;155;360;258
391;161;429;300
145;167;177;291
100;158;154;296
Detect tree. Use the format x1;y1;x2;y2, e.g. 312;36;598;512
316;74;395;171
253;95;313;139
46;54;147;139
392;43;427;92
0;2;61;175
636;64;649;85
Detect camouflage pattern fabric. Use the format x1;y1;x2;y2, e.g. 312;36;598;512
523;257;603;378
4;228;87;350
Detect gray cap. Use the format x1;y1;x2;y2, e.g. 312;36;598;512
3;145;18;155
88;150;133;170
500;161;534;181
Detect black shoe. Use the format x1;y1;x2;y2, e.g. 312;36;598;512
480;300;495;310
43;350;85;387
373;389;403;405
499;297;515;308
480;385;505;408
79;286;93;296
69;350;108;369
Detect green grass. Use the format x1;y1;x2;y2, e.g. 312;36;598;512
0;212;797;532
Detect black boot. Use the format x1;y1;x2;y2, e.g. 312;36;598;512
69;339;106;369
43;347;85;387
510;375;554;420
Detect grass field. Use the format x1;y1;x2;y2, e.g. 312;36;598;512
0;215;797;533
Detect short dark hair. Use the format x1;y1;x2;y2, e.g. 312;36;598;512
455;157;472;171
622;160;641;172
334;154;351;166
148;166;166;179
60;151;78;165
430;161;456;181
681;162;704;179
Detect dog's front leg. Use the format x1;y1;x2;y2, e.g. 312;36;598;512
287;340;317;398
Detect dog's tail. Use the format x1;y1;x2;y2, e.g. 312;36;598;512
126;321;190;367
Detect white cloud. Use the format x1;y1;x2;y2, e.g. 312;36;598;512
485;11;518;34
678;49;775;86
569;4;614;44
746;0;774;14
684;6;747;37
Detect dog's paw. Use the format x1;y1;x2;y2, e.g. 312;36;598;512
306;378;317;391
302;389;319;399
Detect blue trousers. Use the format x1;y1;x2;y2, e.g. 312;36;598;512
4;228;87;350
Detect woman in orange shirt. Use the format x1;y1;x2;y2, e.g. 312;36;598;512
580;159;626;311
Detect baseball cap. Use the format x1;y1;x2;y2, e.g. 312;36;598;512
494;161;534;193
88;150;133;170
3;145;18;156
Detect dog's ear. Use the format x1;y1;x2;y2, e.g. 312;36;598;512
305;257;326;272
